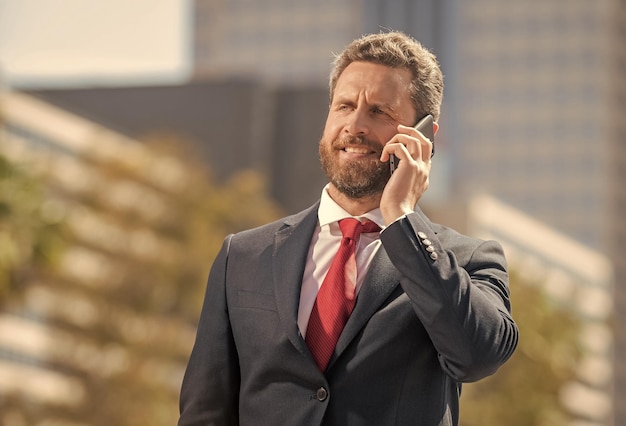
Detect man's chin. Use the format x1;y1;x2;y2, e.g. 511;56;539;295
336;187;380;200
330;176;387;199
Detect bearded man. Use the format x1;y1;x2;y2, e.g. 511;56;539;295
178;31;518;426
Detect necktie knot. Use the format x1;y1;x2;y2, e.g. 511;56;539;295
339;218;381;241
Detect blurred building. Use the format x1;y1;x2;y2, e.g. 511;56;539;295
23;81;331;214
450;2;625;424
192;0;444;85
469;196;613;425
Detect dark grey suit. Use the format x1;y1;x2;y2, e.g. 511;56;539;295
178;203;518;426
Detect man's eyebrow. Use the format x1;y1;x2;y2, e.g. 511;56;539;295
373;102;401;116
331;97;397;113
331;96;352;105
378;102;396;111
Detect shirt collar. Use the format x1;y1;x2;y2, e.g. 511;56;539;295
318;184;385;229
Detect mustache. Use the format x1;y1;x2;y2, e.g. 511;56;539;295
332;135;382;154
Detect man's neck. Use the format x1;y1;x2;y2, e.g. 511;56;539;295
326;184;381;216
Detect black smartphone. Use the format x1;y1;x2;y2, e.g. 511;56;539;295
389;114;435;174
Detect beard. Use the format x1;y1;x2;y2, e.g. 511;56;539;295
319;134;391;199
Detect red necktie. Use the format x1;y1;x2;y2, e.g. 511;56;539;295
305;218;380;371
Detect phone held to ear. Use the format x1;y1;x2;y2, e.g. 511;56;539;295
389;114;435;174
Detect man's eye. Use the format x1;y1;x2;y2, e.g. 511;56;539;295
373;108;385;115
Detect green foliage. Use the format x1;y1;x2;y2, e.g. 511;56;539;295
460;270;583;426
72;144;283;426
0;155;65;304
0;137;283;426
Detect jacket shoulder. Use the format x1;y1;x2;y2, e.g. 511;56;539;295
229;202;319;248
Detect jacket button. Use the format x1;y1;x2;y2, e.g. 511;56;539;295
316;387;328;401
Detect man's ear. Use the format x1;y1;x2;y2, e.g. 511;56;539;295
433;122;440;135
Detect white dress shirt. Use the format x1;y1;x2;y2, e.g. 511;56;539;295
297;185;385;337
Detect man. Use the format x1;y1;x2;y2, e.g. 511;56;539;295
178;31;518;426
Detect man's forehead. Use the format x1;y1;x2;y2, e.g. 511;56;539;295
333;62;412;103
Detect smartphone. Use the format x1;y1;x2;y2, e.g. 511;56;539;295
389;114;435;174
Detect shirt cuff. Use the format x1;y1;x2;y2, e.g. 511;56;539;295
380;213;409;233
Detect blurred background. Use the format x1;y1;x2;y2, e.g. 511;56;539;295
0;0;623;425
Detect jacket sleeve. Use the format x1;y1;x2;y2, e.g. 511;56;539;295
380;212;519;383
178;235;240;426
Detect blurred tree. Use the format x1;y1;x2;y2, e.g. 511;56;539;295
77;140;283;426
0;154;65;305
0;134;283;426
460;270;583;426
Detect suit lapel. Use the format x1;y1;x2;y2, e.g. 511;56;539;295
272;203;319;357
331;246;402;366
329;208;437;367
270;203;412;369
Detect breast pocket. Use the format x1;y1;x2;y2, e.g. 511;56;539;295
236;290;277;312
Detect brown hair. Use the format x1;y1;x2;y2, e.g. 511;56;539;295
329;31;444;122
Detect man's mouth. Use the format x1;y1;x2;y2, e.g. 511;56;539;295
342;146;376;154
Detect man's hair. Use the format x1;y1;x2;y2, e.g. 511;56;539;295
329;31;444;122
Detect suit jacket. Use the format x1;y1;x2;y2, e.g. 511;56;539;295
178;202;518;426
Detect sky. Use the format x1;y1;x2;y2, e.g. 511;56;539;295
0;0;192;88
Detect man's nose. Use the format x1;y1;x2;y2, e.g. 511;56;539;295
344;109;370;136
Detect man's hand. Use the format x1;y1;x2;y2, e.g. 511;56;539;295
379;124;433;225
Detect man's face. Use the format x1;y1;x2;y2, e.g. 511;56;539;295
319;61;417;199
